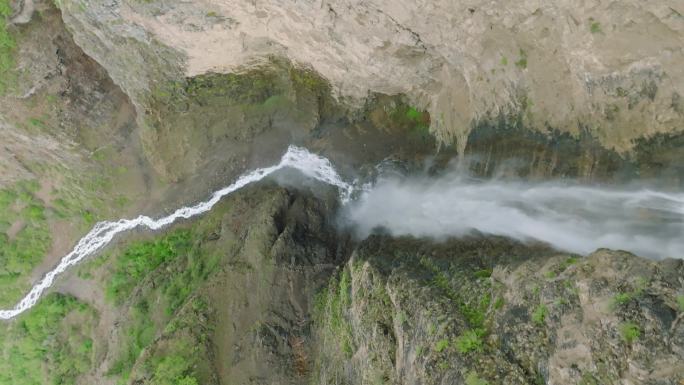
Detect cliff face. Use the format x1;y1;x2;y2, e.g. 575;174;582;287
16;185;682;385
314;236;684;385
1;2;683;385
57;0;684;154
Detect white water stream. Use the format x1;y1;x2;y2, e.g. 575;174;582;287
1;146;683;319
0;146;351;320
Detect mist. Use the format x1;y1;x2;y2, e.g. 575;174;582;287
343;174;684;259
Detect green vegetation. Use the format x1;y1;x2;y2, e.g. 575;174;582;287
389;103;430;135
532;304;548;326
612;292;634;307
313;267;355;358
0;0;16;93
0;181;52;306
108;299;155;379
619;322;640;344
420;257;492;329
106;230;192;304
148;353;199;385
611;280;647;310
560;256;579;270
500;56;508;66
677;295;684;312
0;293;95;385
455;329;484;354
515;49;528;69
434;338;449;353
474;269;492;279
590;21;601;34
465;371;490;385
102;225;225;382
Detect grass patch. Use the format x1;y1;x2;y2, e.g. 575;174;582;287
465;371;489;385
590;21;601;34
619;322;640;344
0;293;95;385
0;182;52;306
455;329;484;354
532;304;548;326
611;280;647;310
515;49;528;69
106;230;193;304
313;267;355;359
0;0;16;94
677;295;684;312
108;299;156;379
474;269;492;279
434;338;449;353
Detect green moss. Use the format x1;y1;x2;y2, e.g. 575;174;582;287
532;304;548;326
419;257;492;330
619;322;640;344
389;103;430;136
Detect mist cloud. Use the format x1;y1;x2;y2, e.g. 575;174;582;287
343;174;684;259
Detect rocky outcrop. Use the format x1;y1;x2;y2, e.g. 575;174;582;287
56;0;684;154
313;235;684;385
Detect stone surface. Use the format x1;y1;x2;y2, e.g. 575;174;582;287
57;0;684;152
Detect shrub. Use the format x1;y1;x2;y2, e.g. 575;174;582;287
515;49;528;69
434;339;449;353
619;322;640;344
532;304;548;325
465;372;489;385
455;329;484;354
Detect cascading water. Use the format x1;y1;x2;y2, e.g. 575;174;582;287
0;146;352;320
1;146;682;320
344;175;684;259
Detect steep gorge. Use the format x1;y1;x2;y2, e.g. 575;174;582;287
0;1;683;384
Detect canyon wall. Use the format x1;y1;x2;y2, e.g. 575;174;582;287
56;0;684;154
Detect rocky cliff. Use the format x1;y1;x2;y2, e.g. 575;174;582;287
0;1;683;385
3;184;682;385
55;0;684;155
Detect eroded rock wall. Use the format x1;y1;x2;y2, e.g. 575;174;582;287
57;0;684;153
